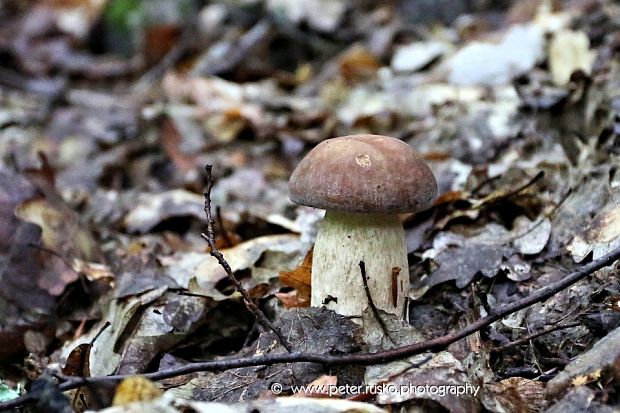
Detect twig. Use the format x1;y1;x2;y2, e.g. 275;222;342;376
359;261;395;346
3;242;619;411
491;321;581;352
201;165;292;352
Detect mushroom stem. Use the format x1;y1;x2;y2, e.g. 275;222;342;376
311;210;409;318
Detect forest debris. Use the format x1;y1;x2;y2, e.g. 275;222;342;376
62;288;167;377
95;395;388;413
550;169;612;256
512;217;552;255
16;197;102;271
162;73;267;132
544;386;614;413
567;204;620;262
546;325;620;397
266;0;347;33
1;1;620;411
192;307;362;403
115;293;211;375
419;230;508;290
123;190;206;234
338;46;381;83
548;30;594;85
363;312;478;411
161;234;307;299
447;24;544;85
391;41;449;72
480;377;544;413
211;168;294;223
278;248;312;308
290;375;338;398
112;376;162;406
0;170;55;317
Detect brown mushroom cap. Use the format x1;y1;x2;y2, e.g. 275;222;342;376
289;134;438;213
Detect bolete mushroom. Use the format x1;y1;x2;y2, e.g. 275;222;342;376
289;134;437;319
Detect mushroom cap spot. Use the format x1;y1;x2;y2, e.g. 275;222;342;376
289;134;438;213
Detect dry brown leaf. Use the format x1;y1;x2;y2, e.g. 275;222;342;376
339;46;381;83
279;248;312;307
274;290;310;309
160;117;198;174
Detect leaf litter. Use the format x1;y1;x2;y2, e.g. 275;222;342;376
0;0;620;412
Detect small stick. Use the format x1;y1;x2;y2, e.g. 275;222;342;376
202;165;292;352
491;321;580;352
359;261;396;346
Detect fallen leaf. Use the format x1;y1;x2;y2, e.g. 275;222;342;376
391;41;449;72
123;189;206;234
549;30;594;85
447;24;544;86
567;204;620;262
161;234;308;300
278;248;312;307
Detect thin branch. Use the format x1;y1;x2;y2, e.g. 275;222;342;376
359;261;395;346
201;165;292;352
491;321;581;352
3;242;619;411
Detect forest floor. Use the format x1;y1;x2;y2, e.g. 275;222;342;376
0;0;619;412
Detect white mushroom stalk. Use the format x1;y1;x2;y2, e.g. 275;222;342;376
312;211;408;317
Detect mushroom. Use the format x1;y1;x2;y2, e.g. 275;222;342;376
289;134;437;319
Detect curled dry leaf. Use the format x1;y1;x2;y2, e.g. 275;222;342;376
61;287;168;378
277;248;312;308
